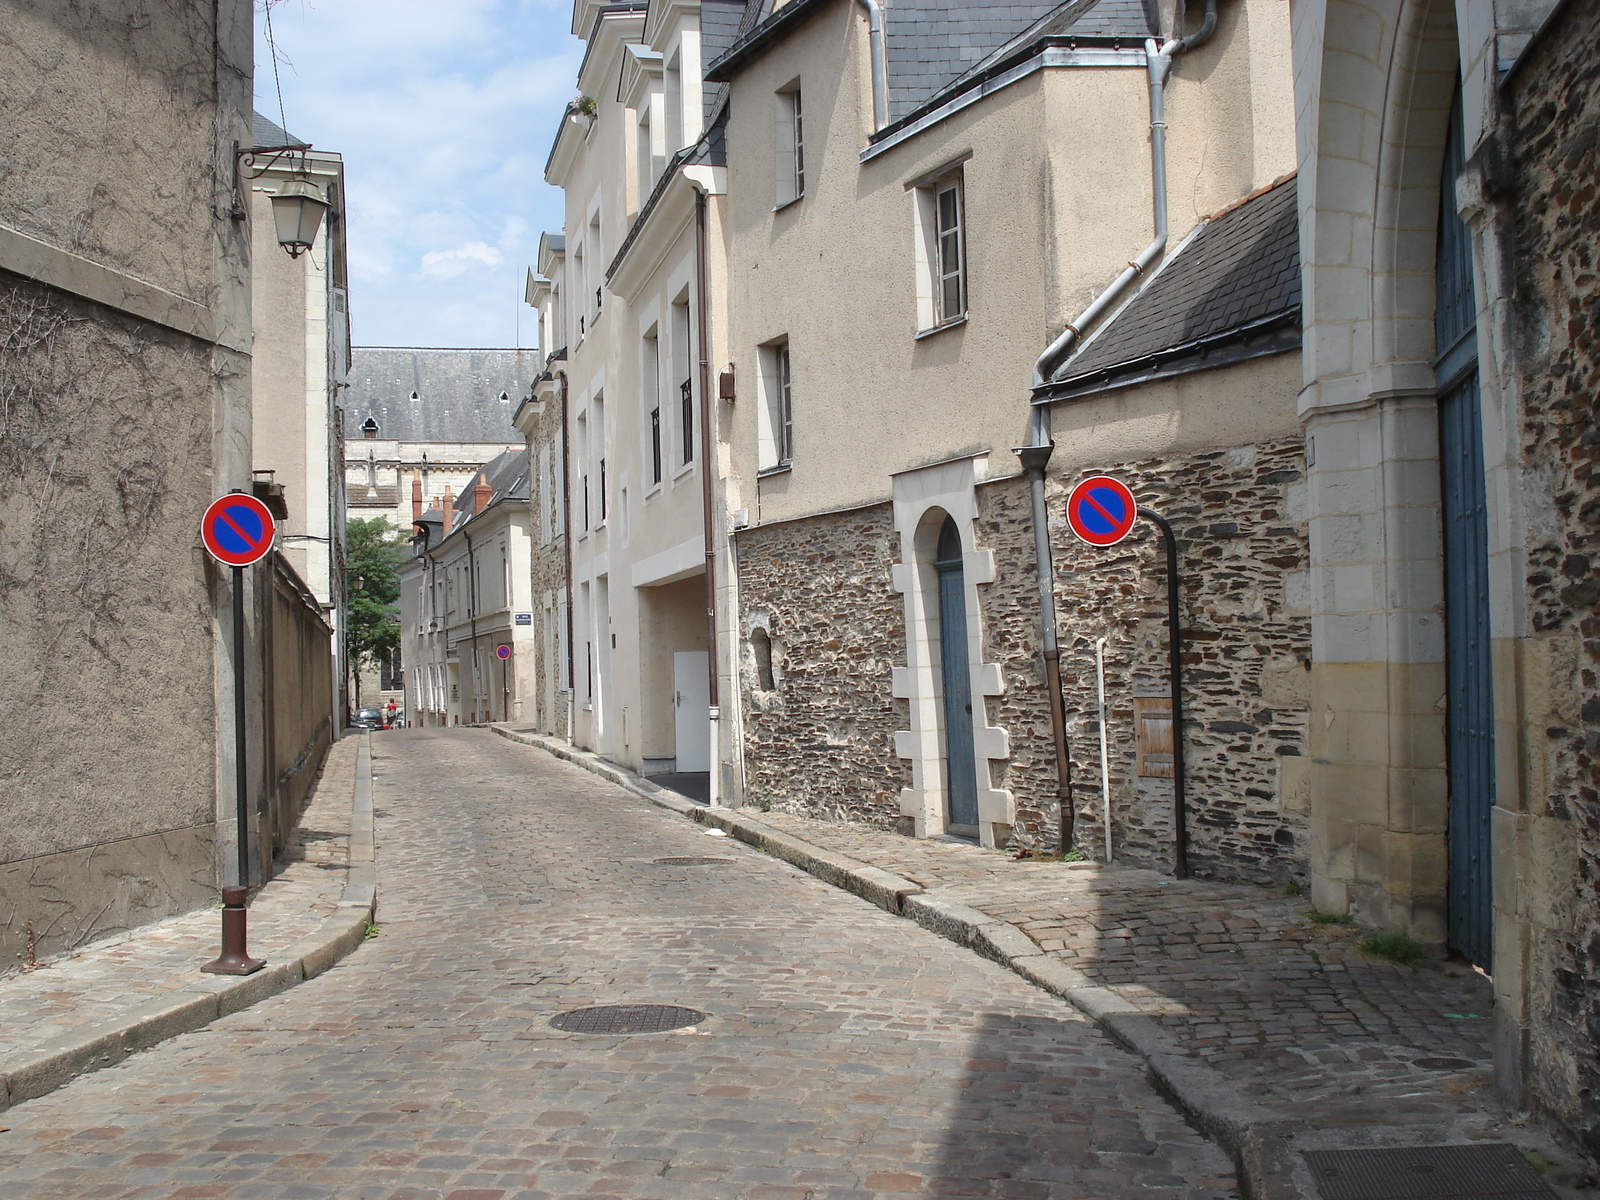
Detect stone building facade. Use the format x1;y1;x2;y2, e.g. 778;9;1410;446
1500;0;1600;1158
0;0;272;970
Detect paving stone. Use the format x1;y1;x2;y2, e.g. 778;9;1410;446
746;808;1497;1125
0;730;1236;1199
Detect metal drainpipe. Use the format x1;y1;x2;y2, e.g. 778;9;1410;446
855;0;889;131
1018;0;1217;853
559;370;575;744
694;188;721;807
464;528;478;723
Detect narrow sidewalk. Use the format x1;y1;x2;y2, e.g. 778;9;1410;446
0;733;376;1112
494;726;1595;1199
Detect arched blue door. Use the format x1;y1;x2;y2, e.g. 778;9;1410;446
934;517;979;835
1437;85;1494;967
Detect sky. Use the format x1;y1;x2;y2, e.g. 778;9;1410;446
255;0;583;350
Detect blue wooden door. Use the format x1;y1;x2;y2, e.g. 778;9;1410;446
935;518;979;833
1437;86;1494;967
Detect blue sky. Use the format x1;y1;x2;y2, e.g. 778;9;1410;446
255;1;582;349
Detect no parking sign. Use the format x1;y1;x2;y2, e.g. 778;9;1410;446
201;493;277;567
1065;475;1138;546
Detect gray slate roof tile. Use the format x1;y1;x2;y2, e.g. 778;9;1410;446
1049;174;1300;386
344;348;536;444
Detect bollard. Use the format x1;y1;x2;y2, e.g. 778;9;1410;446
201;886;265;975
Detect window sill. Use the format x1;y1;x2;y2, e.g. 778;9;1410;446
915;314;967;340
772;194;804;214
643;483;663;502
757;462;792;479
672;460;697;484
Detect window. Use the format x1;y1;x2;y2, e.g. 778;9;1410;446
643;329;663;486
757;339;793;472
751;626;775;691
775;84;804;207
593;394;606;525
672;297;693;465
915;171;967;331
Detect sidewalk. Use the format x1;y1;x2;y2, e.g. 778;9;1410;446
0;733;376;1113
494;726;1595;1200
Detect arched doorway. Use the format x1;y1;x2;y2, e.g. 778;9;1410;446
933;516;978;836
1436;84;1494;967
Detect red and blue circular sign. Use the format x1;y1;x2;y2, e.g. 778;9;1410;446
200;493;277;567
1066;475;1139;547
495;644;512;661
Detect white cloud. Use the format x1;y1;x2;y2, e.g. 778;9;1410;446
420;241;505;277
256;0;579;347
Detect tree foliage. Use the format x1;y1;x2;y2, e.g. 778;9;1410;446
346;517;406;673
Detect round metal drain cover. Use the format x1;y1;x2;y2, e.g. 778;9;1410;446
1412;1056;1477;1070
550;1004;707;1034
653;856;733;866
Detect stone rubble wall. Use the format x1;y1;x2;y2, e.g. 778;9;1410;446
735;504;909;825
1507;0;1600;1157
732;435;1313;889
976;438;1313;884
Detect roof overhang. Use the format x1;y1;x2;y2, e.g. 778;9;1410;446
607;162;724;299
705;0;831;82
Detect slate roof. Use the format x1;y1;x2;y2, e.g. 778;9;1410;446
883;0;1154;121
707;0;1153;125
251;111;306;148
343;348;536;444
1039;175;1302;398
442;448;531;537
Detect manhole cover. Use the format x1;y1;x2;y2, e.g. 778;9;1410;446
653;856;733;866
549;1005;707;1034
1303;1144;1558;1199
1411;1056;1477;1071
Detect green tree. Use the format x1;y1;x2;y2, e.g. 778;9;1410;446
346;518;407;703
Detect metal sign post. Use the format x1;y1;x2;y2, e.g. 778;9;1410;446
199;491;277;975
1064;476;1188;879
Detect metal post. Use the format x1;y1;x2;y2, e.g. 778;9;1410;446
1139;507;1188;879
205;564;264;974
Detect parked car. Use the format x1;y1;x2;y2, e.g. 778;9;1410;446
353;707;386;730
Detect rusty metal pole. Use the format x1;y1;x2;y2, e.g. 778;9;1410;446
204;564;264;975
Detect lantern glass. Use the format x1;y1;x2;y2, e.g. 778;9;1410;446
270;178;329;257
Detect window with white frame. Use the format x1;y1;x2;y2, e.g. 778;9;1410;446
775;83;804;207
915;170;966;331
642;328;662;487
672;296;693;465
757;339;793;472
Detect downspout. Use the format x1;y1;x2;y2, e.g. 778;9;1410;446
464;528;478;723
694;187;721;807
855;0;889;132
1017;0;1217;853
560;370;575;745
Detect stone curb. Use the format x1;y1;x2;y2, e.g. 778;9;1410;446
492;725;1309;1198
0;733;378;1115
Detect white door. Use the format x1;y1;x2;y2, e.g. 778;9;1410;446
673;651;710;772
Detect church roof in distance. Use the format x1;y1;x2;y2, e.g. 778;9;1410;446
344;347;535;444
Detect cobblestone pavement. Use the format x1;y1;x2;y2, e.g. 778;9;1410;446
746;810;1497;1126
0;739;356;1058
0;729;1236;1200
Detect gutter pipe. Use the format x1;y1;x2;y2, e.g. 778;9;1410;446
560;371;575;745
1017;0;1216;853
694;187;722;808
855;0;889;131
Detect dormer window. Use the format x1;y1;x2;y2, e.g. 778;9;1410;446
361;417;380;439
409;390;420;402
499;391;510;403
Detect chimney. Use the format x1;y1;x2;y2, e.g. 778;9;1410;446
441;485;454;528
473;473;492;516
411;471;424;522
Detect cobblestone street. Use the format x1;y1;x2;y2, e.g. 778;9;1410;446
0;729;1236;1200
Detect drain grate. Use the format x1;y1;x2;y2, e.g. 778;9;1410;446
550;1004;707;1034
1303;1144;1558;1200
653;856;733;866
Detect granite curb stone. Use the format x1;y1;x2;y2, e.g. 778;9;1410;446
0;732;378;1113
